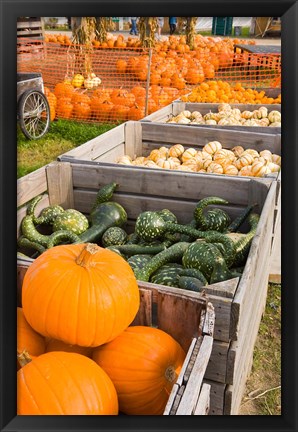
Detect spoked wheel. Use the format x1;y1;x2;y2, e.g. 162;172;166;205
18;90;51;140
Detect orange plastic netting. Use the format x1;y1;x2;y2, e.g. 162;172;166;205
17;36;281;124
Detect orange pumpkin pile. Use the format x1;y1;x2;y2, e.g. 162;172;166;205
18;243;186;415
181;80;281;104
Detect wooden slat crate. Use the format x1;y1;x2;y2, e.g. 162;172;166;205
17;161;277;414
141;101;281;135
57;120;281;235
17;258;215;416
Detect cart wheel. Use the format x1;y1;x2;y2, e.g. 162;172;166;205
18;89;51;140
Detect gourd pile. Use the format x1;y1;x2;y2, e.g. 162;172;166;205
181;81;281;104
166;103;281;127
117;142;281;177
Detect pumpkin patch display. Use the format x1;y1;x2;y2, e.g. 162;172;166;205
22;243;140;347
92;326;186;415
17;351;119;415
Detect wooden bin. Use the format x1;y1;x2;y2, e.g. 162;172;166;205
17;17;45;57
58;120;281;234
17;161;277;414
141;101;281;135
17;257;215;416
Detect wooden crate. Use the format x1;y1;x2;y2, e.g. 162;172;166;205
17;17;45;57
17;258;215;416
17;161;277;415
57;120;281;230
141;101;281;135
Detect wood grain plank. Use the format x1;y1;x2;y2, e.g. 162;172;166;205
46;162;74;208
58;124;125;161
194;383;211;415
130;289;152;326
17;166;48;208
125;121;142;158
203;380;226;415
157;292;205;352
205;340;230;384
176;336;213;414
163;384;179;415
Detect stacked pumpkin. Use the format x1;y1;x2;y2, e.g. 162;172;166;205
166;104;281;127
18;243;186;415
181;81;281;104
117;142;281;177
44;87;57;121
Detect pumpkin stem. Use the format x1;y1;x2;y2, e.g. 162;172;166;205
165;365;176;383
17;350;32;367
76;243;101;267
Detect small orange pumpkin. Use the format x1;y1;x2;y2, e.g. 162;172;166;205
92;326;186;415
45;338;93;358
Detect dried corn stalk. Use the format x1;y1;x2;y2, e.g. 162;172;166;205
186;17;198;50
95;17;115;43
71;17;96;77
139;17;158;48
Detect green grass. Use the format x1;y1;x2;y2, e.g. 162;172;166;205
240;283;281;415
196;27;250;38
17;119;117;178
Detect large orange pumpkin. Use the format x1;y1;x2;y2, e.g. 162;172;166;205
17;352;119;415
92;326;186;415
17;307;46;358
22;243;140;347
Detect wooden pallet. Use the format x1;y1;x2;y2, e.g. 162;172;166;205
17;17;45;57
17;258;215;416
17;161;277;414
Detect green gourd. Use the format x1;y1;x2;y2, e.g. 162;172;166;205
90;182;118;211
17;236;46;255
127;254;154;273
194;197;231;232
27;196;64;225
102;227;128;247
178;276;205;292
52;209;89;235
134;242;191;282
105;240;172;257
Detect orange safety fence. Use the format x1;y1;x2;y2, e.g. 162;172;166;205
17;38;281;124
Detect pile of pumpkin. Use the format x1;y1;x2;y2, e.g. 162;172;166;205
46;80;186;122
181;81;281;104
44;33;72;45
166;103;281;127
117;141;281;177
17;241;186;415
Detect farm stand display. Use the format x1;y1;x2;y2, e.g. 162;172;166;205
141;101;281;135
17;254;215;416
17;30;281;124
17;161;277;414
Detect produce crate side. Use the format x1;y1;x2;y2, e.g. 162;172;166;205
57;123;126;163
141;122;281;153
16;260;214;416
203;380;226;415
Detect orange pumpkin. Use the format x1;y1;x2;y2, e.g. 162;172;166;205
92;326;186;415
116;59;127;73
110;104;130;121
72;102;91;120
56;99;73;119
54;82;74;98
128;104;145;120
22;243;140;347
17;352;118;415
45;338;93;358
17;307;46;358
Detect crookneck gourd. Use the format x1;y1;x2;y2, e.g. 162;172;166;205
27;196;64;225
90;182;118;212
194;197;231;232
53;209;89;235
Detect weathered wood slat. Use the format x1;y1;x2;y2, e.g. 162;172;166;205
205;340;230;384
130;289;152;326
70;162;258;205
124;121;143;158
141;122;281;150
17;166;48;208
176;336;213;414
58;124;125;161
157;292;205;352
176;338;197;387
46;162;74;208
203;380;226;415
194;383;211;415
